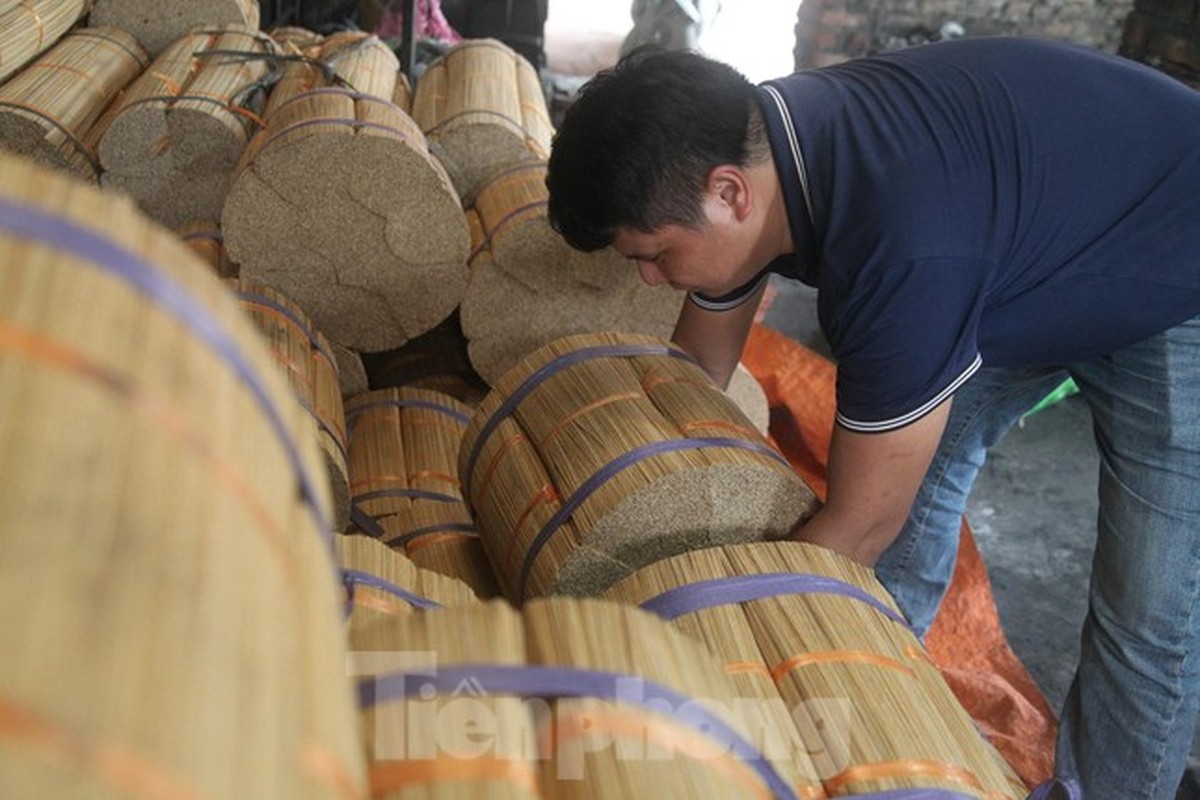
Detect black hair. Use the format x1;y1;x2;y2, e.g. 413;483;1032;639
546;47;764;252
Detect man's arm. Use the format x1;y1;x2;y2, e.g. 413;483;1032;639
792;399;952;566
671;280;768;389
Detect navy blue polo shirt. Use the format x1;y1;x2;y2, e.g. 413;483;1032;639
697;37;1200;432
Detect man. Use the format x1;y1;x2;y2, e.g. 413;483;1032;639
545;38;1200;797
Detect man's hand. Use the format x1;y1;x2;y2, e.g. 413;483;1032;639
792;399;952;566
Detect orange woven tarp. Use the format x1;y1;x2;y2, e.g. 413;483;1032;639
741;322;1058;788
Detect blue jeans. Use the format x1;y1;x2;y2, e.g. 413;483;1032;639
874;316;1200;799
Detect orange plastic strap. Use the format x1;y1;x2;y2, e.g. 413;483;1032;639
537;391;642;449
678;419;760;439
352;585;410;616
370;756;538;795
473;430;530;502
541;707;772;800
406;469;459;488
149;70;184;97
641;372;709;393
301;743;365;800
503;484;559;565
824;759;986;795
770;650;917;684
0;695;202;800
724;661;773;679
402;531;477;554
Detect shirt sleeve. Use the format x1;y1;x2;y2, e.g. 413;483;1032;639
823;256;988;432
689;269;771;312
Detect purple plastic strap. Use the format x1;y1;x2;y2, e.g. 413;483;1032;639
517;437;791;600
462;343;698;496
390;522;478;547
350;503;388;539
353;487;462;505
257;117;423;157
639;573;913;633
235;289;339;369
342;568;441;610
357;663;797;800
345;397;471;434
0;198;334;542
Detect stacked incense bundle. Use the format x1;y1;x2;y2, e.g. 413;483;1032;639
460;161;684;385
458;331;821;602
334;341;371;398
321;31;406;100
89;0;261;57
231;276;351;532
96;26;276;228
346;387;499;597
0;153;365;797
411;38;554;198
0;27;147;182
269;25;325;52
354;601;536;799
0;0;89;84
353;597;802;799
258;31;403;122
222;35;469;352
604;541;1028;799
335;533;478;646
177;219;239;278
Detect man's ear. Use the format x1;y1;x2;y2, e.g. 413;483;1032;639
706;164;754;222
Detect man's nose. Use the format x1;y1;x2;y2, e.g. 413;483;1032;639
636;260;667;286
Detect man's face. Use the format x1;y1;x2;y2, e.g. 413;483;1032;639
611;194;757;297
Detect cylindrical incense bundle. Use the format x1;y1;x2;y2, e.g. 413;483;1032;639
411;38;554;198
97;26;276;228
0;0;89;84
0;153;365;798
177;219;239;278
269;25;325;52
335;532;478;647
599;545;825;796
347;387;498;597
352;597;801;799
222;84;469;352
261;32;401;120
333;341;370;399
460;161;684;385
320;31;404;101
353;601;538;799
605;541;1026;799
524;597;801;800
458;331;822;602
88;0;260;57
231;276;351;532
0;27;148;182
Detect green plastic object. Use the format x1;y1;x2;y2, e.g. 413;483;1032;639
1024;377;1079;418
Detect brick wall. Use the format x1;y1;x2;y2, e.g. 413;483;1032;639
794;0;1135;68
